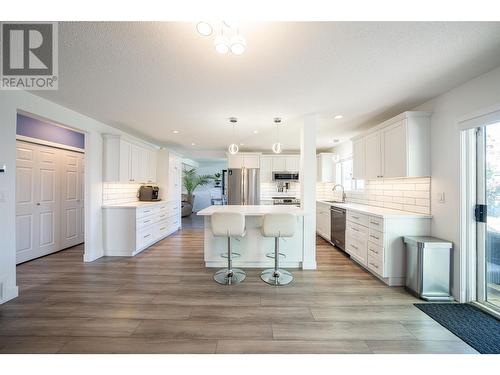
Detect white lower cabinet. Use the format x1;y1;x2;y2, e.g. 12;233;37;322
316;201;331;242
103;200;181;256
345;209;430;286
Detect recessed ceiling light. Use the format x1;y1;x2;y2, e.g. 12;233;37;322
240;143;244;146
172;130;180;134
196;22;213;36
191;142;196;146
334;115;343;120
253;130;259;134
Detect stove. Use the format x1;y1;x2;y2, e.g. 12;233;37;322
271;197;301;206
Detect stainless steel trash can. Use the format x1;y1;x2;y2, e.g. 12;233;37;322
403;236;453;301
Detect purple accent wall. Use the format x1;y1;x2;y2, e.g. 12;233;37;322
16;113;85;149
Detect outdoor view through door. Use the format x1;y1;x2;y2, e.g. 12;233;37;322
478;122;500;311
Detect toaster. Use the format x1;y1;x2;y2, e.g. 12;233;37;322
138;185;160;201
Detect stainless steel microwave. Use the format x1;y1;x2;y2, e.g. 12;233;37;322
272;171;299;181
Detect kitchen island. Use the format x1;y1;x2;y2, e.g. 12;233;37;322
197;205;306;268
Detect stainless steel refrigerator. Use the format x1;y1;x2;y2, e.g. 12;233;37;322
226;168;260;205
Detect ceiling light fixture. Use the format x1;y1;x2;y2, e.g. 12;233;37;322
172;130;180;134
197;21;247;56
196;22;213;36
191;142;196;146
253;130;258;134
230;27;246;55
228;117;239;155
334;115;343;120
214;34;230;54
272;117;282;154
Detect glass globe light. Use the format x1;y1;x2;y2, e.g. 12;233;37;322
228;143;239;154
230;35;246;55
196;22;213;36
272;142;282;154
214;36;230;54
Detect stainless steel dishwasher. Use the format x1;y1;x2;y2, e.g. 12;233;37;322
330;206;346;250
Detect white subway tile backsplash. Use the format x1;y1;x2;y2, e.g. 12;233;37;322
103;183;141;205
317;177;430;215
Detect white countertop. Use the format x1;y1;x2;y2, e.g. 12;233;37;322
197;205;305;216
102;200;165;209
317;200;432;219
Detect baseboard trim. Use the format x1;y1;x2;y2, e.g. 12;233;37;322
301;261;317;270
0;285;19;304
84;251;103;262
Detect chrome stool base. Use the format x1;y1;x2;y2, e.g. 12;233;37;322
214;268;246;285
260;268;293;286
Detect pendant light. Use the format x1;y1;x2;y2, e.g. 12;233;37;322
272;117;282;154
230;27;246;55
228;117;239;154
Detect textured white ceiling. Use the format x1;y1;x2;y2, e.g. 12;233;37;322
35;22;500;155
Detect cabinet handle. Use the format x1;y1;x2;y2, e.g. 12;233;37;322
144;219;151;223
36;202;40;206
369;262;379;269
351;244;358;250
351;227;359;232
369;248;379;254
351;216;359;219
370;234;379;240
370;221;379;226
144;234;151;238
160;227;166;231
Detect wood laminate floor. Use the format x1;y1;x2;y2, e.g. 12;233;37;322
0;215;477;354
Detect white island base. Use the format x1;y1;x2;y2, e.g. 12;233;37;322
197;205;305;269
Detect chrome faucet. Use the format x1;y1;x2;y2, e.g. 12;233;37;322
332;184;346;203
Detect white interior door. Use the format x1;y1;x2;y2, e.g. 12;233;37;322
16;141;60;263
61;149;84;249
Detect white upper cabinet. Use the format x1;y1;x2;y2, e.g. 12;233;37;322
317;153;336;183
260;156;273;183
364;131;382;179
284;155;299;171
103;134;158;183
271;156;286;171
352;138;365;179
227;153;261;169
351;111;431;180
382;120;406;178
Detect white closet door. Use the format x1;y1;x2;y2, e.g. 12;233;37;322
60;149;83;249
16;142;60;263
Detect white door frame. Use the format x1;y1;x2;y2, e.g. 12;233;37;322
459;103;500;315
15;110;88;262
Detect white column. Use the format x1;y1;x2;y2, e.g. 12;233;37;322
300;113;317;269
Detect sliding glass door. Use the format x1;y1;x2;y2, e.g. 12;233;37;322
477;122;500;312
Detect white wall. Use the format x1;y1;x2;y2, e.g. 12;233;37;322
190;160;227;212
414;65;500;300
0;90;160;304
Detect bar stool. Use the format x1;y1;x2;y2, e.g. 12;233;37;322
211;212;246;285
260;213;296;286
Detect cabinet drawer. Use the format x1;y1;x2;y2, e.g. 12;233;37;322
367;253;383;276
137;226;154;248
346;234;367;256
368;228;383;247
367;241;383;262
347;211;369;227
137;205;159;219
155;219;170;238
136;215;156;229
346;221;368;241
368;216;384;231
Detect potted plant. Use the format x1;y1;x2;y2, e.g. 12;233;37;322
182;168;215;209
